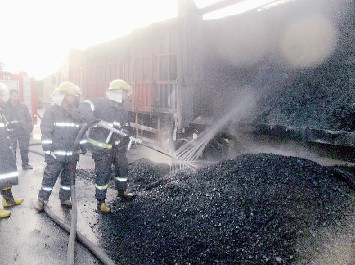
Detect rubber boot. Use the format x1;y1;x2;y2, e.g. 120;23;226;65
1;187;24;208
34;199;46;212
3;198;24;208
0;208;11;218
22;164;33;170
97;201;111;213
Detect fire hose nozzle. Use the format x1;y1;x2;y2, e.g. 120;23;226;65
97;121;143;149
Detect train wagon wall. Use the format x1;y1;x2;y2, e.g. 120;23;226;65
81;21;179;111
78;0;353;150
80;20;181;146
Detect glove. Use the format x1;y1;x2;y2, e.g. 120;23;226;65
121;127;130;136
120;135;131;147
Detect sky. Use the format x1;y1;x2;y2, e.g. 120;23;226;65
0;0;306;80
0;0;179;79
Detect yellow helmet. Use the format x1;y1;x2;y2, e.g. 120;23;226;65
107;79;132;96
57;81;80;97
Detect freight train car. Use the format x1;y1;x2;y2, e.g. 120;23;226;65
0;69;37;124
79;0;354;160
80;18;181;148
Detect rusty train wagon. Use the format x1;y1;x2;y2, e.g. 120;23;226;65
80;18;181;149
79;0;354;160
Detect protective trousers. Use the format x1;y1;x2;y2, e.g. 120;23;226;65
93;149;128;202
38;158;77;202
10;130;30;166
1;187;15;204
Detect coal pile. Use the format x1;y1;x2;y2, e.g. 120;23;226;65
127;158;171;191
251;12;354;132
86;154;354;265
252;59;355;132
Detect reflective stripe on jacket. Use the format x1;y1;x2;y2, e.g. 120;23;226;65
41;104;84;161
0;112;18;189
0;170;18;189
78;97;131;153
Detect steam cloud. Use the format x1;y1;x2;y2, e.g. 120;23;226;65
279;15;338;68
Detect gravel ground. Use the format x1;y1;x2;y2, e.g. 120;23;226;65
76;154;355;265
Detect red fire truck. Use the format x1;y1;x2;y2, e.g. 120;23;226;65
0;69;37;124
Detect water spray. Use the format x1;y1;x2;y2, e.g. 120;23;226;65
172;93;255;166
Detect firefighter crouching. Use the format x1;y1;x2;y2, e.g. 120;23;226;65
0;83;23;218
34;82;85;212
78;79;135;213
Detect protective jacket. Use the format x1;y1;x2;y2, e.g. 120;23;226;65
5;101;33;134
0;107;18;190
41;104;85;162
78;97;132;202
78;97;132;154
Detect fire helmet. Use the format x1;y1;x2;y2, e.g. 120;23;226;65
56;81;81;97
107;79;132;96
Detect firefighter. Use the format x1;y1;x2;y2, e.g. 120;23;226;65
78;79;135;213
34;81;84;212
0;83;23;218
5;89;34;170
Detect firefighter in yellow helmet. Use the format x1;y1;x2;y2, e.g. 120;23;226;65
78;79;134;213
34;81;85;212
0;82;23;218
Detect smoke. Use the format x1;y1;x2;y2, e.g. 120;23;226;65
176;0;349;165
198;0;353;131
279;15;338;68
204;0;349;69
211;16;271;66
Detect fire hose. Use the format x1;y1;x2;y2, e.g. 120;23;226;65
66;123;89;265
96;121;177;160
30;121;178;159
28;120;184;264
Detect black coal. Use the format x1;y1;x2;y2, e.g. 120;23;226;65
77;154;354;264
251;14;354;132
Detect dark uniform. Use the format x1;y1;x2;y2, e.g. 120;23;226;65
38;104;84;203
78;97;131;203
5;100;33;167
0;105;19;203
